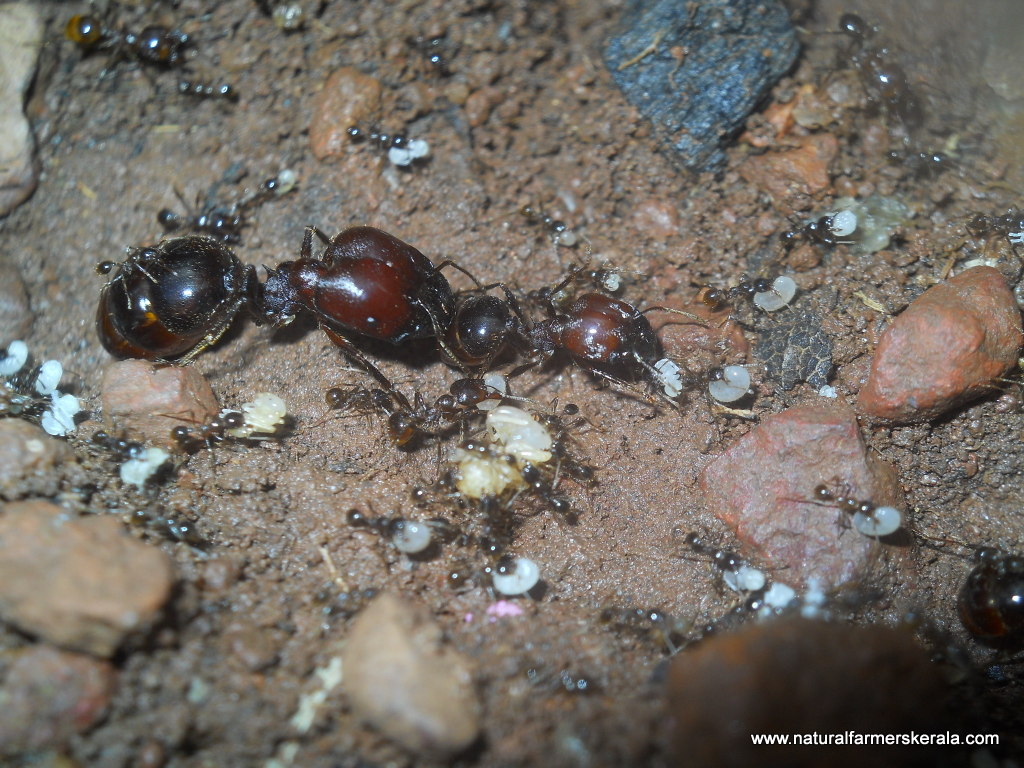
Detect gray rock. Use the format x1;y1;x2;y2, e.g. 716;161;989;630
0;3;43;216
605;0;799;171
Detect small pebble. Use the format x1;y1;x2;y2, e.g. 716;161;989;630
0;500;174;656
309;68;383;160
0;419;69;499
342;594;481;758
101;359;219;447
0;263;32;339
859;266;1023;423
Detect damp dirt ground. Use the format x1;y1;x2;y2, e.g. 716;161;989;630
3;0;1024;765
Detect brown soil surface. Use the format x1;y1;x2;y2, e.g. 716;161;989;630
3;0;1023;765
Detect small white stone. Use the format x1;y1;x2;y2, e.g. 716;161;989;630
486;405;553;463
753;275;797;312
391;520;432;554
119;446;171;489
818;385;837;398
853;505;902;537
0;340;28;376
722;564;766;593
653;358;683;398
492;557;540;595
1009;231;1024;245
34;359;62;395
709;365;750;403
830;209;858;237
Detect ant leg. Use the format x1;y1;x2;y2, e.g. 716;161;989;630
321;326;412;410
434;259;485;291
641;305;708;326
301;225;333;260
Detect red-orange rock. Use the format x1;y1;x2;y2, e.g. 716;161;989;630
309;67;383;160
100;359;218;447
859;266;1023;423
698;404;902;590
738;133;837;205
0;500;174;656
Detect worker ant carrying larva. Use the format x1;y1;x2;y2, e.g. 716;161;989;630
808;482;904;538
346;126;430;167
169;393;288;454
780;210;858;252
345;507;454;558
965;208;1024;250
520;204;580;248
697;273;798;314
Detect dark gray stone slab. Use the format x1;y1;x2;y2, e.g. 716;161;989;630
605;0;799;172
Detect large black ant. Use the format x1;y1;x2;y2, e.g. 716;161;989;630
96;235;262;362
837;13;924;130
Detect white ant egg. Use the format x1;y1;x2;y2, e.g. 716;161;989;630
486;405;553;464
226;393;287;438
120;446;171;489
722;564;766;593
34;360;63;396
0;340;28;377
708;365;750;403
553;229;578;247
391;520;432;554
829;209;858;237
852;505;902;537
752;275;797;312
451;446;525;499
492;557;541;596
653;358;683;398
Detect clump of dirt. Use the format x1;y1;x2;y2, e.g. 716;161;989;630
1;0;1023;766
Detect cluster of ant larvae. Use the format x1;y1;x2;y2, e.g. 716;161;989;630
1;341;82;436
653;358;683;399
224;393;288;438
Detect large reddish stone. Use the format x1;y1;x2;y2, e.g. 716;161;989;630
698;404;902;590
859;266;1023;423
309;67;383;160
0;501;174;657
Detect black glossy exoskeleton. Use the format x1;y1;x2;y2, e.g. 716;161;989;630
96;236;258;362
66;13;191;68
958;548;1024;649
